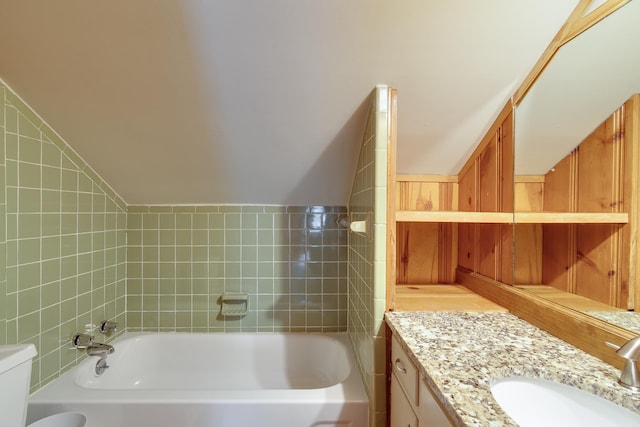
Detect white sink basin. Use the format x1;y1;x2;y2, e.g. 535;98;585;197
491;376;640;427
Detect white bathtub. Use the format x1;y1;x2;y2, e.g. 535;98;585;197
27;332;369;427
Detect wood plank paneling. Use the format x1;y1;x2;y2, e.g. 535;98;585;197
395;176;459;284
500;119;514;284
456;104;514;282
439;182;457;282
457;166;477;272
478;137;499;279
624;95;640;310
514;181;543;284
514;223;542;284
396;222;439;284
542;224;574;293
514;98;636;309
575;224;618;305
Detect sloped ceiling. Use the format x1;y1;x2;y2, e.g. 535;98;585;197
0;0;578;205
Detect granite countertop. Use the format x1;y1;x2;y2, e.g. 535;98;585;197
385;311;640;427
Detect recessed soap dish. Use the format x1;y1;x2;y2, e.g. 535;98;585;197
220;292;249;316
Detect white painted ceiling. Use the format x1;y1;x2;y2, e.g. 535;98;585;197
0;0;578;205
515;0;640;175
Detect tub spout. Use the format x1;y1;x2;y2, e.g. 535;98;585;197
86;342;114;357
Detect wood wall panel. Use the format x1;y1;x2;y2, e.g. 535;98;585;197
478;138;499;279
577;114;619;212
397;182;441;211
395;176;458;284
457;167;477;273
575;224;619;305
457;103;514;283
396;222;439;284
514;180;543;284
544;153;576;212
514;223;542;284
623;95;640;310
515;98;636;309
500;120;514;284
541;224;574;292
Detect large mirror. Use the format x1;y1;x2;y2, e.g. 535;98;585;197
513;0;640;334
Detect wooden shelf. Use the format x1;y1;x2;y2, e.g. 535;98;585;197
396;210;628;224
514;212;628;224
396;211;512;223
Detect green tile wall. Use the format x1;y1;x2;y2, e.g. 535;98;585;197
126;205;348;332
348;86;389;427
0;84;6;347
1;81;127;391
0;80;352;397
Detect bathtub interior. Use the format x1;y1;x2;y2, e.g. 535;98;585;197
27;332;369;427
75;332;352;390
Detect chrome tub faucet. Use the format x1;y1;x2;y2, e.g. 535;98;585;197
86;342;115;358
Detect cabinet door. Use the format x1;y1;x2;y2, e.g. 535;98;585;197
391;373;419;427
391;336;418;404
417;379;453;427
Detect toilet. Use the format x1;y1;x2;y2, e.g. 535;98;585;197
0;343;86;427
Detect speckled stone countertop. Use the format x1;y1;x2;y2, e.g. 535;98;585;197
385;311;640;427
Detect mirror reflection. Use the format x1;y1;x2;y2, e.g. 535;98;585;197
513;0;640;335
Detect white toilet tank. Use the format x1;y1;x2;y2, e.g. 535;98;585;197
0;343;37;427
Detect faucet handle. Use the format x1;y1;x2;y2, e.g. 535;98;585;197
609;337;640;393
72;333;94;349
616;336;640;360
98;320;119;335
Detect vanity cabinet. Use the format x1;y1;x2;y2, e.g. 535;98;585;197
390;375;418;427
390;335;453;427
